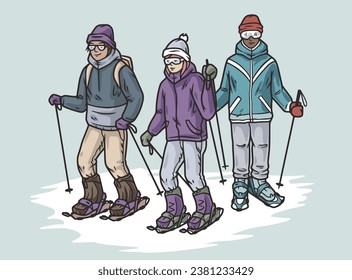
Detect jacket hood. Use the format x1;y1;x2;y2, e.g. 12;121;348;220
164;62;196;83
235;40;268;59
88;48;121;69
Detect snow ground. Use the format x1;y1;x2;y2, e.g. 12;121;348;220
31;169;312;253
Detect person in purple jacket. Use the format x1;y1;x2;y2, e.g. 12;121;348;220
141;34;223;234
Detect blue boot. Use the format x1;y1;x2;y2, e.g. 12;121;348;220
248;178;285;208
232;179;249;211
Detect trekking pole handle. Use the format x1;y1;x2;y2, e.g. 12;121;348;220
129;123;138;134
296;90;302;104
295;89;307;107
148;145;154;156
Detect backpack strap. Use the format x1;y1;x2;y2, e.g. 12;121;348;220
114;60;126;88
85;55;133;88
121;55;133;70
85;64;93;87
114;56;133;87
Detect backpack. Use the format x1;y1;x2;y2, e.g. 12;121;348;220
85;55;133;88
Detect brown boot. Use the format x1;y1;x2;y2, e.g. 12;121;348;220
109;174;150;220
110;174;138;216
72;174;104;216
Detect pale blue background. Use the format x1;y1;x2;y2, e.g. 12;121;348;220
1;0;351;259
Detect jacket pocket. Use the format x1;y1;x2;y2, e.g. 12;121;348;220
186;120;202;135
258;96;272;112
229;96;241;114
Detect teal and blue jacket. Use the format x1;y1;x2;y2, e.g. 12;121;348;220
216;40;292;123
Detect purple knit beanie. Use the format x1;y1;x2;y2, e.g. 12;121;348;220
86;24;116;49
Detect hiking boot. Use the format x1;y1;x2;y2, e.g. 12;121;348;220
232;179;249;211
155;187;190;231
110;174;137;216
109;174;149;220
248;177;285;208
187;186;223;233
72;174;108;218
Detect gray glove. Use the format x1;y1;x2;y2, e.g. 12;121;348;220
202;64;217;81
140;131;153;147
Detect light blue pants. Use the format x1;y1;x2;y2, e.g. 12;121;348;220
160;140;207;192
231;122;270;180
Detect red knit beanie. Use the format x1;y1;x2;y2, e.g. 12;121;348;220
238;14;263;34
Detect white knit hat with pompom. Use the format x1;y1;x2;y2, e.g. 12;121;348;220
162;33;190;61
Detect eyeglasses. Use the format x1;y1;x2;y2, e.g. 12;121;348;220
88;45;106;51
241;31;262;39
164;58;184;65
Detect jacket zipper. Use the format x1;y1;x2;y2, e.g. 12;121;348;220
249;51;253;121
172;75;181;138
97;68;101;92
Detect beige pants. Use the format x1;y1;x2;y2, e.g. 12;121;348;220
77;126;129;179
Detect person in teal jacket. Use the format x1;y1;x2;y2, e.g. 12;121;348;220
215;14;303;210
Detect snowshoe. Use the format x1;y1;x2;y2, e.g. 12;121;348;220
231;181;249;211
100;174;150;221
147;207;191;234
180;204;223;234
248;177;285;208
148;187;190;233
180;186;224;234
62;193;112;219
62;174;111;220
100;191;149;221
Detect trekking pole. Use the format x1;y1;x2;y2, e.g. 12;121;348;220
54;105;73;193
209;120;227;185
128;124;163;196
276;89;307;188
204;60;226;184
148;143;192;190
206;59;229;170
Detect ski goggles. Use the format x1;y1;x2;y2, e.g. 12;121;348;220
240;30;262;39
164;58;184;65
88;44;106;51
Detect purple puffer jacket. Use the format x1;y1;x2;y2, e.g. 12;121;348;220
148;63;215;141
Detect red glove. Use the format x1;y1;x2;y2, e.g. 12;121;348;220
290;102;303;117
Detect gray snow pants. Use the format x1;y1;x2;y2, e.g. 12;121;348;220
160;140;207;192
231;122;270;180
